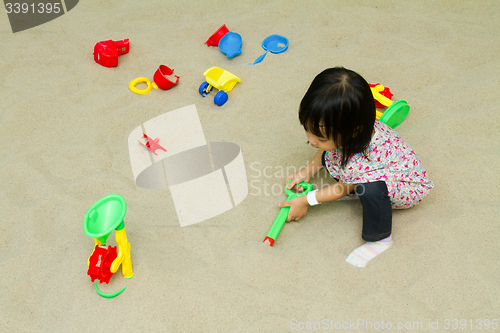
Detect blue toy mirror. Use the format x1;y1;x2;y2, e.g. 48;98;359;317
249;34;289;65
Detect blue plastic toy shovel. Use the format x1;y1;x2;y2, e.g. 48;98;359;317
249;34;289;65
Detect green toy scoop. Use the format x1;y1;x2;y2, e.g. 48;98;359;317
264;180;313;246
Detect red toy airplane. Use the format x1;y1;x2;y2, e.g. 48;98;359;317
138;133;167;155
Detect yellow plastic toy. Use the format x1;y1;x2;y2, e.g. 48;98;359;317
370;84;410;129
199;66;241;106
129;77;158;95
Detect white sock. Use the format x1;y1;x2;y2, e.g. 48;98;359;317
345;235;392;267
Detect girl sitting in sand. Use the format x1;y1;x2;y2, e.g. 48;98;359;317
280;67;433;267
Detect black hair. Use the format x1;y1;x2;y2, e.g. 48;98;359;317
299;67;376;168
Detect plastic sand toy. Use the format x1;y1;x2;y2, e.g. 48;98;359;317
264;180;313;246
369;83;393;108
370;84;410;128
218;32;242;59
249;34;289;65
83;194;133;298
205;24;230;46
93;39;129;68
129;65;179;95
138;133;167;155
199;66;241;106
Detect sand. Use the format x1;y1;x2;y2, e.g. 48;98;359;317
1;0;499;332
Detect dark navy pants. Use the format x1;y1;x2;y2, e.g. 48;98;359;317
322;152;392;242
354;181;392;241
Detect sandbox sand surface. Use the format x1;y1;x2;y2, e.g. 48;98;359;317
1;1;499;332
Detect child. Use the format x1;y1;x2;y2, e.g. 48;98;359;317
280;67;433;267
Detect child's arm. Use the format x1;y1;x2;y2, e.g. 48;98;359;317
316;181;357;203
304;149;325;178
279;181;356;222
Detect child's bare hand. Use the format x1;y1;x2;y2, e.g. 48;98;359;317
279;196;309;222
285;169;311;192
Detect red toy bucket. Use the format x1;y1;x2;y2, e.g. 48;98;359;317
205;24;229;46
153;65;179;90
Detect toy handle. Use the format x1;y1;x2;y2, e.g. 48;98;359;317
370;85;393;108
285;180;314;197
264;206;290;245
264;181;314;246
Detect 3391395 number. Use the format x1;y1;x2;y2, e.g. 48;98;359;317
5;2;62;14
443;319;498;330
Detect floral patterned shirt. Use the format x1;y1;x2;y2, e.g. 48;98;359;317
323;120;433;209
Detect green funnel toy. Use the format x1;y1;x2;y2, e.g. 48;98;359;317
83;194;127;244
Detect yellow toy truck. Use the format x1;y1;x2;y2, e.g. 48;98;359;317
199;66;241;106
